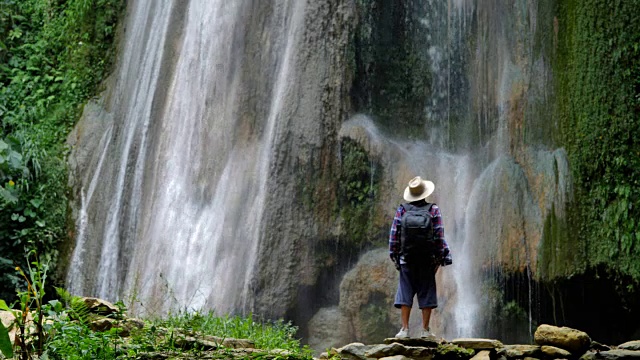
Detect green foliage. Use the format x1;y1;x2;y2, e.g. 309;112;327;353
0;0;124;299
44;317;122;360
0;309;13;359
161;311;309;355
555;0;640;279
338;138;382;248
435;343;475;360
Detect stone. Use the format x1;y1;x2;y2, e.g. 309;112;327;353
336;342;375;360
383;337;442;348
308;306;351;353
339;249;398;343
81;297;120;316
365;343;433;359
365;343;408;358
88;317;144;337
89;317;116;332
498;344;541;357
380;356;412;360
534;324;591;353
471;350;491;360
541;345;572;358
452;338;504;350
580;349;640;360
0;311;16;344
172;334;255;351
591;341;611;351
618;340;640;350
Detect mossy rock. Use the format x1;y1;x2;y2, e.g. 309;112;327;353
436;343;475;360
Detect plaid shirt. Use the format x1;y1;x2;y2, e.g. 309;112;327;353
389;202;452;265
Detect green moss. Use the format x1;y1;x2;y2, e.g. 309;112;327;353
337;138;384;249
555;0;640;279
435;343;474;360
538;204;585;279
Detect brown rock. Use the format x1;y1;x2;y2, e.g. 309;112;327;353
383;337;442;347
580;349;640;360
471;350;491;360
452;338;504;350
335;342;374;360
81;297;120;316
534;324;591;353
365;342;434;359
541;345;572;358
499;344;541;357
618;340;640;351
89;317;116;332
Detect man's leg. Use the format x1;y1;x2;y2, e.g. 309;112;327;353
421;307;433;330
401;305;411;329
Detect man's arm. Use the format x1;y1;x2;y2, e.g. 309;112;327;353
431;205;452;266
389;205;404;268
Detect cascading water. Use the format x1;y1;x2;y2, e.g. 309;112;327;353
67;0;573;347
67;0;307;315
339;0;571;342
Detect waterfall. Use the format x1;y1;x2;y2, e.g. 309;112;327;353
67;0;572;345
67;0;307;315
339;0;571;342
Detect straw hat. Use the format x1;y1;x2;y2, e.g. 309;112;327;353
403;176;435;202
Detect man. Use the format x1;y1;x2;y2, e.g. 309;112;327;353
389;176;452;338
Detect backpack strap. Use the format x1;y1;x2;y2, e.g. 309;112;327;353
402;202;434;213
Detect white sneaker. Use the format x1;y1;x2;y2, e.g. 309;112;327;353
395;328;409;338
420;328;434;338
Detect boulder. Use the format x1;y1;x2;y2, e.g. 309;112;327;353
0;311;16;344
308;306;351;353
173;334;255;351
618;340;640;351
541;345;572;358
534;324;591;353
471;350;491;360
383;337;442;347
339;249;398;343
89;317;116;332
451;338;504;350
81;297;120;316
89;317;144;337
365;342;433;359
380;356;412;360
498;344;541;358
580;349;640;360
591;341;611;351
334;342;375;360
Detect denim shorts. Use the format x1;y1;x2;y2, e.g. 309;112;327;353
394;263;438;309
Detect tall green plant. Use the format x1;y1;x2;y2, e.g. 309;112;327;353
0;0;124;299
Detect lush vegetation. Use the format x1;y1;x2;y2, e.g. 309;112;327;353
0;0;124;300
556;0;640;279
0;259;311;359
337;138;383;249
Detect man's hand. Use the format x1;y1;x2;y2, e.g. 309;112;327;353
392;254;401;271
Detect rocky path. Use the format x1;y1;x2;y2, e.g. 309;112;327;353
322;325;640;360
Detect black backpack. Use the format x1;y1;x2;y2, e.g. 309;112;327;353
399;202;436;263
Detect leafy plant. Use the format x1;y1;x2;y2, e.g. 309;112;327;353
0;0;125;301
